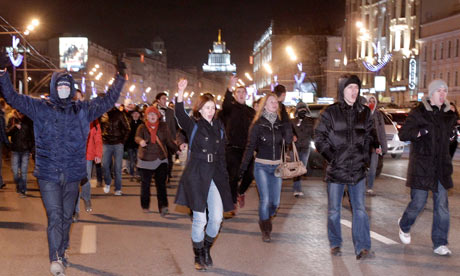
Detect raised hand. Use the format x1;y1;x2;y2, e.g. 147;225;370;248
177;78;188;102
228;75;238;90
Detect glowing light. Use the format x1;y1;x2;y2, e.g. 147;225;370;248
92;68;97;72
184;92;189;98
286;46;297;61
362;53;392;72
23;30;30;35
217;95;222;101
263;63;273;74
81;77;86;93
190;92;194;97
95;64;100;69
146;87;151;93
356;21;363;28
32;19;40;26
245;72;253;81
238;79;246;86
7;36;23;67
129;85;135;92
27;25;35;31
108;78;114;85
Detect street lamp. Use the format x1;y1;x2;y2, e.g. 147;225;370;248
285;46;297;61
245;72;253;81
263;63;273;75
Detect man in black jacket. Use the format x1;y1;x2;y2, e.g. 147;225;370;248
314;75;374;260
101;104;130;195
221;76;255;209
398;80;456;256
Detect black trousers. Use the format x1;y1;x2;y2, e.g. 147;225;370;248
138;163;168;211
226;146;255;204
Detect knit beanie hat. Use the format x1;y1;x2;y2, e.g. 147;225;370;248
56;74;72;88
296;101;307;111
343;75;361;91
428;79;448;98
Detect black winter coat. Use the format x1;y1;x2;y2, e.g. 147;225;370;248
398;97;457;191
101;107;131;145
240;115;293;172
0;109;10;147
314;101;374;185
7;115;34;152
219;89;255;149
125;118;142;149
291;116;315;151
174;102;234;212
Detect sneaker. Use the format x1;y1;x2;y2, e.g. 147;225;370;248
356;249;375;260
366;189;376;196
103;185;110;194
72;212;79;223
114;190;122;196
19;191;27;198
434;245;452;256
294;191;304;197
331;247;342;256
50;260;65;276
398;217;411;244
84;200;93;212
160;207;169;217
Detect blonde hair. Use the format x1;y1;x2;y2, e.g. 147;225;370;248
252;93;280;124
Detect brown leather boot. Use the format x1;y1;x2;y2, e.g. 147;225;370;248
192;241;207;271
258;220;271;242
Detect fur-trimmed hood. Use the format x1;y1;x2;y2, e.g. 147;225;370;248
421;96;452;112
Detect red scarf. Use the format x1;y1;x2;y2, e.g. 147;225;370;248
144;106;161;143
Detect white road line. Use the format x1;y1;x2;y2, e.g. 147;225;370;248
80;225;97;254
340;219;399;245
380;173;407;181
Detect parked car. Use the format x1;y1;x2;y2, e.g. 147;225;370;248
382;110;406;159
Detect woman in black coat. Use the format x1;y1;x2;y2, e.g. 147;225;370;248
174;79;233;271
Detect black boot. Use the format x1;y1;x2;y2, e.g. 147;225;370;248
192;241;207;271
203;235;215;267
258;220;271;242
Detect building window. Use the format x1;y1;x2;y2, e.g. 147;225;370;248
433;44;437;60
440;42;444;59
334;59;341;67
457;39;459;57
401;0;406;17
447;72;450;86
424;45;427;61
456;71;458;86
448;41;451;58
423;73;426;88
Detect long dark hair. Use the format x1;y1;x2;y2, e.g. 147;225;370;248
192;93;216;120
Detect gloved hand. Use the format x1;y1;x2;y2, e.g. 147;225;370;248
116;54;127;77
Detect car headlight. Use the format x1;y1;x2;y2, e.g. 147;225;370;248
310;141;316;150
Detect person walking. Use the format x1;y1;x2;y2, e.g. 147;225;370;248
174;79;233;271
220;75;255;210
365;95;387;196
0;98;11;190
125;106;142;181
239;92;293;242
100;98;131;195
314;75;375;260
0;56;126;276
135;105;179;216
397;80;457;256
290;101;315;197
6;109;34;196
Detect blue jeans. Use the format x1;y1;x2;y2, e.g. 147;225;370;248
254;162;282;221
127;148;138;176
102;144;124;191
399;182;450;248
39;174;79;262
292;148;310;192
327;178;371;255
11;151;30;193
75;160;93;213
191;180;223;242
366;151;379;189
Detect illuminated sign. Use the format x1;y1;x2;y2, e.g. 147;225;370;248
7;36;23;67
59;37;88;72
417;92;424;101
390;86;407;92
362;42;392;72
408;58;417;90
374;76;386;92
317;97;335;104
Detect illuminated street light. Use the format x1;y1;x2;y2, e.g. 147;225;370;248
146;87;151;93
32;19;40;26
23;30;30;35
356;21;363;29
108;78;114;85
238;79;246;86
89;71;94;75
217;95;222;101
263;63;273;75
95;64;100;69
129;85;135;92
184;92;189;98
245;72;253;81
285;46;297;61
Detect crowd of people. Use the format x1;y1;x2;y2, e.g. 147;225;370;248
0;55;458;275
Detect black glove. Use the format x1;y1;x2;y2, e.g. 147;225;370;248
116;54;127;77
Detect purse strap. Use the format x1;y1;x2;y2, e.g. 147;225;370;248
156;134;168;158
291;141;301;162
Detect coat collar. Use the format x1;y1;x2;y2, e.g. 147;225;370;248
421;96;451;112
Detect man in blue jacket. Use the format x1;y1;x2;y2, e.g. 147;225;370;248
0;55;126;276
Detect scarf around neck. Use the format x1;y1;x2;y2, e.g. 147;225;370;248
144;106;161;143
262;110;277;125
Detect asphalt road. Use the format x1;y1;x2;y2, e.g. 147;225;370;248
1;154;460;276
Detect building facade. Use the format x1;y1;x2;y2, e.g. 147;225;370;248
202;30;236;73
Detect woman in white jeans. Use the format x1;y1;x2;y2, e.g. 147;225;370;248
174;79;234;271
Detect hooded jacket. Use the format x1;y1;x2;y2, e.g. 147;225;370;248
0;71;125;183
314;76;375;185
398;97;456;191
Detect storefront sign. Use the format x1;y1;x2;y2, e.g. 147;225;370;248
408;58;417;90
390;86;407;92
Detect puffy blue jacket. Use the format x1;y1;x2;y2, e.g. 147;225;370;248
0;71;125;183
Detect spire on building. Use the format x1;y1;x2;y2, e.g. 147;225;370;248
202;30;236;73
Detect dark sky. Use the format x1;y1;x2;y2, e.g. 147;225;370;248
1;0;344;74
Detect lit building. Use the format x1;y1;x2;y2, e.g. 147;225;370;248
202;30;236;73
343;0;420;105
418;1;460;105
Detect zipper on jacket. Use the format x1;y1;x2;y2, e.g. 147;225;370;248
272;124;276;160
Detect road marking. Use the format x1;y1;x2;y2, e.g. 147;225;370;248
380;173;407;181
80;225;97;254
340;219;399;245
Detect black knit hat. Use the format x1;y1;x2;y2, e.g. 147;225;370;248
56;75;72;88
343;75;361;90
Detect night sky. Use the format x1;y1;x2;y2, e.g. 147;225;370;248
1;0;344;74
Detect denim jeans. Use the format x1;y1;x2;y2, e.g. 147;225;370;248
327;178;371;255
11;151;30;193
39;174;79;262
366;151;379;190
127;148;138;176
399;182;450;248
191;180;223;242
138;163;168;211
102;144;124;191
75;160;93;213
292;148;311;192
226;147;255;203
254;162;282;221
